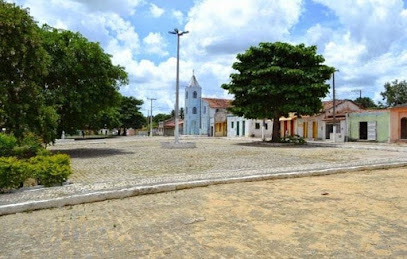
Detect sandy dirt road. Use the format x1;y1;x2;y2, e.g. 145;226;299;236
1;167;407;258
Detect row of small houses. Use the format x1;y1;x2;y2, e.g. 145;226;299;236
158;99;407;143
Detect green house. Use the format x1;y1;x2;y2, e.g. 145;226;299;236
347;110;390;142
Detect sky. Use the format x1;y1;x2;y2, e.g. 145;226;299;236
7;0;407;115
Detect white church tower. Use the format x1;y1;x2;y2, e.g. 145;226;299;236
184;72;201;135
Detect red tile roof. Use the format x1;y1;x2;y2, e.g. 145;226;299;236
322;100;346;111
163;118;183;128
202;98;232;109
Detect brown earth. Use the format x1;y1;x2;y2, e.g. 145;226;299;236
1;167;407;258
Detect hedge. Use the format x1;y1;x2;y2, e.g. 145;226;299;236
0;157;29;191
30;154;72;187
0;154;72;191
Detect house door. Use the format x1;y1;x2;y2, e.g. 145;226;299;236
284;121;288;136
236;121;240;136
326;124;333;139
290;120;294;136
359;122;368;140
242;121;245;136
312;122;318;139
303;122;308;138
401;118;407;139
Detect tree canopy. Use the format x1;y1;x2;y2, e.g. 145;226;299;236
380;80;407;107
40;25;128;135
0;2;133;142
354;97;378;109
118;96;145;135
0;0;54;141
153;113;172;124
222;42;335;142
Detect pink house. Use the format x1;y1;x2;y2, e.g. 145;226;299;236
389;104;407;142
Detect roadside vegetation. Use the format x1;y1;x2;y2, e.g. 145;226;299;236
0;133;71;192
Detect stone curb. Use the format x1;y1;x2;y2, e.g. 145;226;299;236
1;161;406;216
307;142;407;152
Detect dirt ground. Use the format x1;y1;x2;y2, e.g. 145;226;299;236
1;167;407;258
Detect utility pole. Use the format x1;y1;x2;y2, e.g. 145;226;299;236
169;28;189;144
352;89;362;99
332;70;339;142
147;98;156;137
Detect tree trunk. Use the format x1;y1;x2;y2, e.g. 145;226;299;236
271;113;281;143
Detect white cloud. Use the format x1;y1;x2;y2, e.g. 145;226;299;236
312;0;407;57
149;3;165;18
185;0;303;58
309;0;407;102
142;32;169;56
70;0;142;16
172;10;184;24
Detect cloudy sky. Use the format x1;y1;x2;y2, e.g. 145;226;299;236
8;0;407;115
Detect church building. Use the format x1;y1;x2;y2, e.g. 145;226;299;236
184;73;232;136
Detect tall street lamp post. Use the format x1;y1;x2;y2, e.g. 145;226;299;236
169;28;188;144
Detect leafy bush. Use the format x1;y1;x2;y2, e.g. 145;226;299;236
11;133;48;159
30;154;71;187
0;157;29;191
0;133;18;157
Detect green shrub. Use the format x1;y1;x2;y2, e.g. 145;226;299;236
12;146;36;159
0;157;29;191
12;133;48;159
279;135;307;145
30;154;72;187
36;148;52;156
0;133;18;157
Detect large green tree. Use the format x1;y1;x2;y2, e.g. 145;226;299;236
40;25;128;135
0;1;57;141
380;80;407;107
222;42;335;142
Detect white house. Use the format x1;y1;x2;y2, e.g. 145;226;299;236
227;116;273;138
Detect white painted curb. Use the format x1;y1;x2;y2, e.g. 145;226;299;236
1;161;406;216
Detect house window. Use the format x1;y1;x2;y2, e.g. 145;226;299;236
231;122;234;128
193;107;197;114
193;91;197;98
186;91;188;99
204;106;206;114
186;107;188;114
264;123;268;130
255;123;260;129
